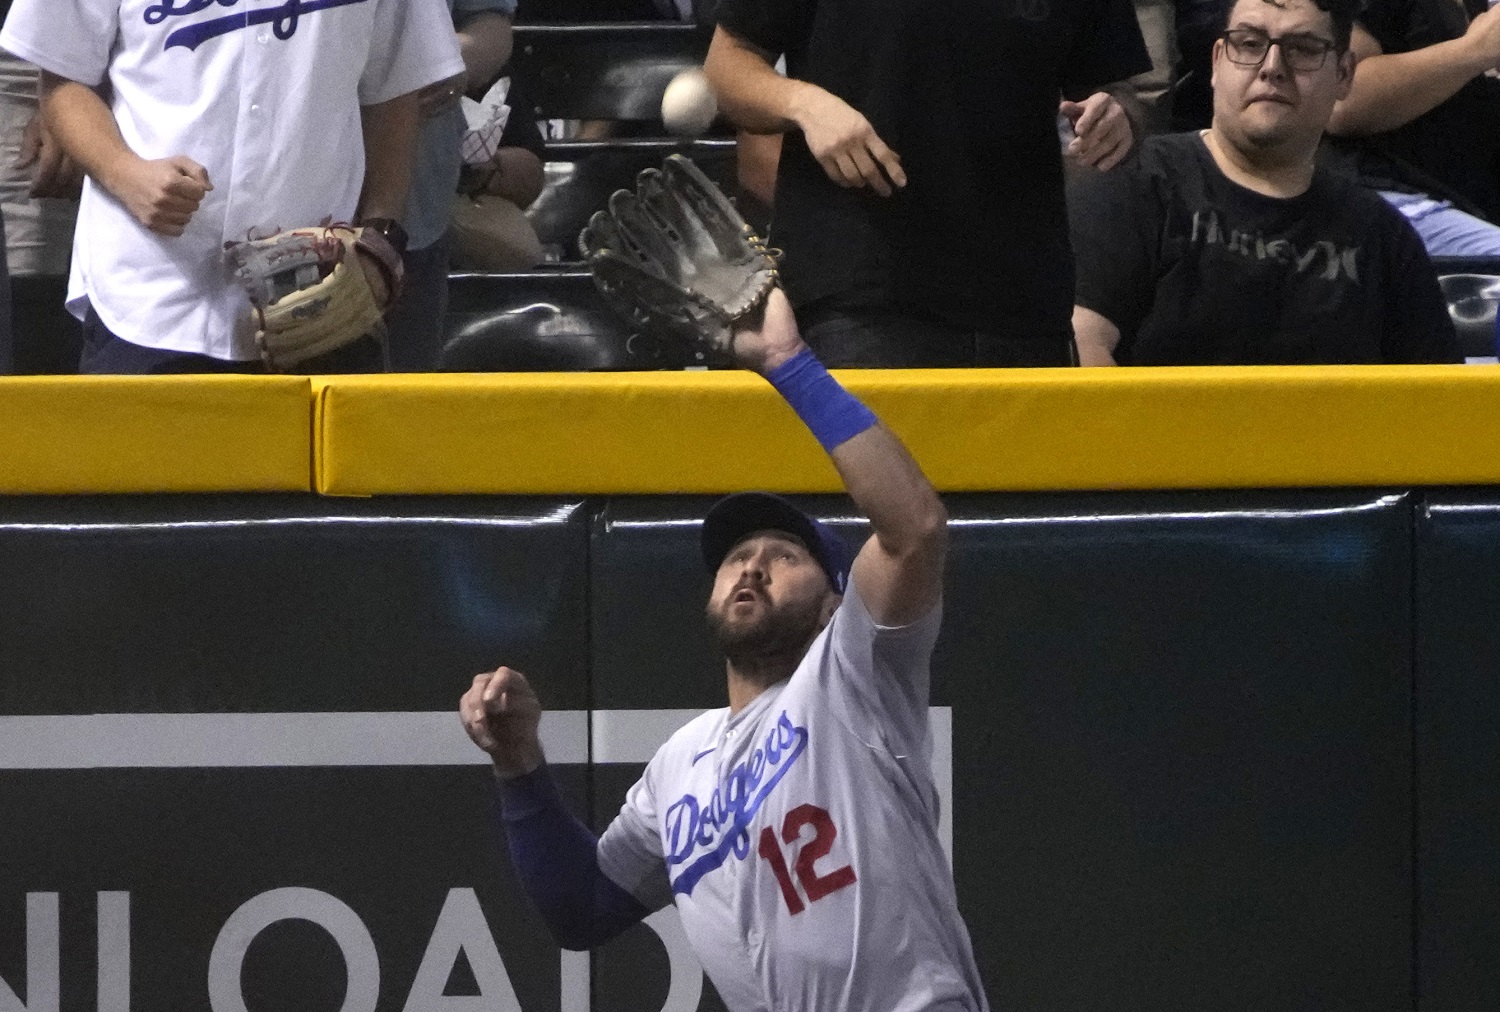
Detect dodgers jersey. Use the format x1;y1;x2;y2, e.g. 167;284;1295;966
0;0;463;360
597;584;989;1012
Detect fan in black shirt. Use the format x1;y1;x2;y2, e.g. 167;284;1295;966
1069;0;1460;365
703;0;1151;367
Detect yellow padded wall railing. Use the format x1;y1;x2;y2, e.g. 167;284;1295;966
0;376;314;494
314;366;1500;496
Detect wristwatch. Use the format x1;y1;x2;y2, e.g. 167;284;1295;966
357;216;409;258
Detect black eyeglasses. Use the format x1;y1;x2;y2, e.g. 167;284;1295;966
1220;28;1339;72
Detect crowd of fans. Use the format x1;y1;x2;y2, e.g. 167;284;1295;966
0;0;1494;375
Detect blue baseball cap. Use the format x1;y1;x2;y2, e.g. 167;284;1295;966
701;492;853;595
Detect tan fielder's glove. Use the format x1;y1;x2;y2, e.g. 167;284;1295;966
225;223;403;371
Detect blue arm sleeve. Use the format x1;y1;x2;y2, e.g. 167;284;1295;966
495;765;652;950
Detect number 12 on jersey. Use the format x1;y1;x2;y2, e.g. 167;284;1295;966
757;803;857;914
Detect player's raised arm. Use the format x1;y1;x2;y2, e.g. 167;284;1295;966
732;290;947;626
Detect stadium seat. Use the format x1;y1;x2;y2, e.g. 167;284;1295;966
1437;272;1500;360
437;270;700;371
1433;257;1500;360
508;23;710;123
528;137;738;260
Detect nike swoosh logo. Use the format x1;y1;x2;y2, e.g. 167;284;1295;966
691;748;716;765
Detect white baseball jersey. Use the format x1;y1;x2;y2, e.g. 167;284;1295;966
0;0;463;360
598;584;989;1011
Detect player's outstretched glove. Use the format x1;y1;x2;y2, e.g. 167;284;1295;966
580;154;778;362
225;223;403;371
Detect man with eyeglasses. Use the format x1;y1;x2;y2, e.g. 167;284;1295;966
1323;0;1500;256
1065;0;1461;365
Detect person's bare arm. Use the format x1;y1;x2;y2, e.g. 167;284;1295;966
704;25;906;196
1328;16;1500;136
39;70;210;235
734;291;946;625
833;425;948;626
1072;306;1121;366
419;11;514;118
459;11;513;93
358;89;422;221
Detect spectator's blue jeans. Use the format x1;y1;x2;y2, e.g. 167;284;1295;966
1381;191;1500;257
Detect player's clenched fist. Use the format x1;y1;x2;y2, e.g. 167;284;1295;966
790;85;906;197
114;155;212;237
460;666;545;778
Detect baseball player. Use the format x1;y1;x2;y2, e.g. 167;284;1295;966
461;287;989;1010
0;0;463;373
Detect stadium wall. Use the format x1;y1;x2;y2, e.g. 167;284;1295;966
0;370;1494;1011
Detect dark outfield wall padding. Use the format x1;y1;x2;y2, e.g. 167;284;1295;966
0;495;590;713
0;766;587;1011
0;497;591;1011
945;491;1414;1011
1416;494;1500;1011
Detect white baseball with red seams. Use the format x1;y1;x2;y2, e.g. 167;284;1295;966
597;583;989;1012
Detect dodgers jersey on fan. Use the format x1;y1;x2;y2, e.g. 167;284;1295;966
597;584;988;1012
0;0;462;360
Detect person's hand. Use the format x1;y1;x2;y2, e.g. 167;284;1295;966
731;287;807;375
17;113;83;199
790;85;906;196
112;155;211;236
1060;92;1135;171
419;71;469;119
1463;6;1500;71
460;666;545;778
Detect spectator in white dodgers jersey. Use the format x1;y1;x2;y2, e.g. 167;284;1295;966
461;288;989;1011
0;0;462;373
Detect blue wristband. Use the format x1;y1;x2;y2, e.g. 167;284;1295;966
767;348;878;452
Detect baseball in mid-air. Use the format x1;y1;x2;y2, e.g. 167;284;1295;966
661;67;718;136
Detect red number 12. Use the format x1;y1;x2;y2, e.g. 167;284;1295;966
756;804;857;915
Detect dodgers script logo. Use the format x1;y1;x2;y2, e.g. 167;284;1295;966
146;0;371;52
664;711;808;896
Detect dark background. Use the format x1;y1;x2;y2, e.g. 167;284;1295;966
1;489;1494;1010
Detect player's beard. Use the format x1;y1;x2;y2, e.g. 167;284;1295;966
705;591;825;686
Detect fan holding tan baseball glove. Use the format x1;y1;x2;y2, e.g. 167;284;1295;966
224;221;404;371
580;154;779;364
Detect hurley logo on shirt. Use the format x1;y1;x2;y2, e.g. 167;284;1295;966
663;710;808;897
1187;209;1363;283
147;0;372;52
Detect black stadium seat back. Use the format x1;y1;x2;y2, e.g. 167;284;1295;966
510;23;711;123
438;270;696;371
1433;257;1500;360
528;138;738;260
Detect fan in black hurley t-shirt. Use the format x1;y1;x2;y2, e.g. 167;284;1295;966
1068;0;1462;366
